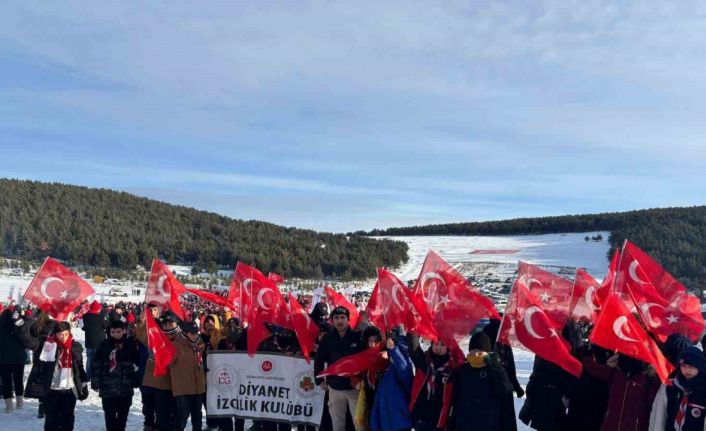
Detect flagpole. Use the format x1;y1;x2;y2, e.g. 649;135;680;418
612;240;628;295
495;262;518;347
568;267;579;320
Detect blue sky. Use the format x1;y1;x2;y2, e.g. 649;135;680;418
2;2;706;232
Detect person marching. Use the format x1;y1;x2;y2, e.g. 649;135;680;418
25;320;89;431
91;319;140;431
315;306;364;431
171;320;206;431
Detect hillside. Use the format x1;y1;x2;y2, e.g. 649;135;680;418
365;206;706;288
0;179;408;278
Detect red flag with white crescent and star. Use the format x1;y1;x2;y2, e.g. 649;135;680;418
366;268;439;341
288;293;317;361
499;278;582;377
232;262;290;356
145;259;186;321
589;293;673;383
569;268;602;323
23;257;95;321
516;261;573;329
268;272;284;285
412;250;499;340
316;347;388;379
145;307;176;377
614;240;704;342
324;286;360;328
615;242;704;343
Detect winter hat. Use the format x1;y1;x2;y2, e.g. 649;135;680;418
109;320;127;329
663;333;692;367
330;306;350;319
180;321;199;334
160;311;179;324
678;346;706;373
89;300;102;313
469;331;492;353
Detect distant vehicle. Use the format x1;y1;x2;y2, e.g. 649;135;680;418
9;268;23;277
108;287;129;297
104;279;123;285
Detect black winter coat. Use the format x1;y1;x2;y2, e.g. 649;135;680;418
0;310;27;365
314;327;362;390
25;338;89;401
519;357;575;431
91;335;140;398
451;356;515;431
82;312;108;350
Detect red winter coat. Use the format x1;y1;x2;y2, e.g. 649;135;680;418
582;356;660;431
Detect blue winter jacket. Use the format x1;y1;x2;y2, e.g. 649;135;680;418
370;337;414;431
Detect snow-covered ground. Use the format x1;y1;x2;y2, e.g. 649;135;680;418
0;232;611;430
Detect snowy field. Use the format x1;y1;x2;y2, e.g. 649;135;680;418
0;232;611;430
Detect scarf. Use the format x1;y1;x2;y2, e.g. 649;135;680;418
109;338;125;373
467;353;487;369
183;333;203;368
44;334;74;369
424;352;450;399
674;376;698;431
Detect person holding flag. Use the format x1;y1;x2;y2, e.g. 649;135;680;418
315;306;365;431
24;320;89;431
136;309;179;431
408;334;454;431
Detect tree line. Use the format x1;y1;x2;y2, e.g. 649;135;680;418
0;179;408;279
364;207;706;289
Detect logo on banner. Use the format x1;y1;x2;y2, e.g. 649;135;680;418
211;364;239;392
294;369;319;398
261;360;274;373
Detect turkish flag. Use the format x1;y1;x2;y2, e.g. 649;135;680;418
615;241;704;342
367;268;438;341
288;293;317;360
232;262;290;355
145;259;186;321
268;272;284;285
184;288;231;310
500;280;582;377
316;347;388;378
590;293;673;383
413;250;498;340
324;286;360;328
569;268;602;322
145;308;176;377
516;261;573;329
24;257;95;321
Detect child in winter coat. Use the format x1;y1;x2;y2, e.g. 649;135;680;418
25;320;89;431
649;346;706;431
409;335;453;431
91;319;139;431
451;332;514;431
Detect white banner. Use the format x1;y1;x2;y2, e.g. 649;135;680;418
206;352;325;426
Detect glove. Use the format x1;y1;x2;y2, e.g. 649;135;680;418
14;319;24;327
515;387;525;398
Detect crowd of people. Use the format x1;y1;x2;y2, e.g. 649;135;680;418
0;296;706;431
